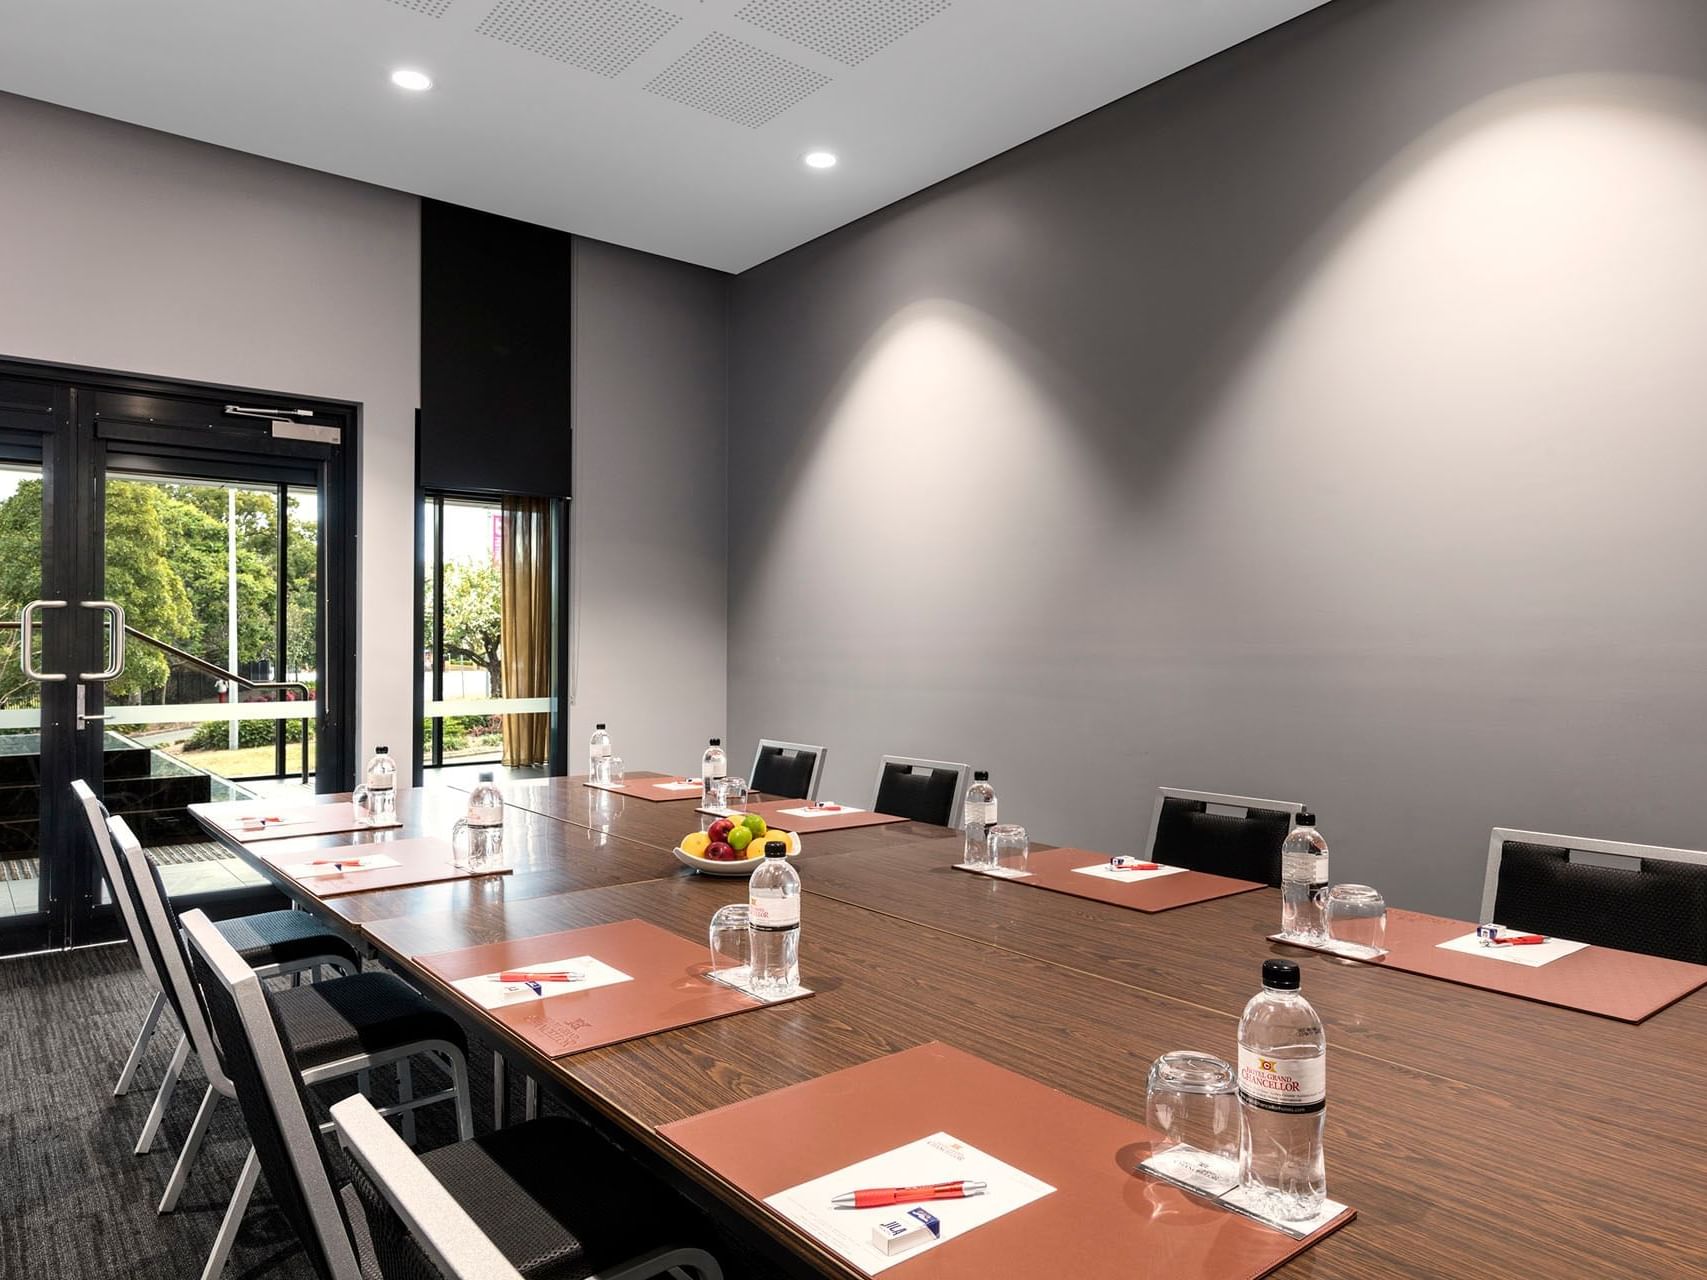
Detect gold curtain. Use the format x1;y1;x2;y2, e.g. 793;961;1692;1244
499;496;552;767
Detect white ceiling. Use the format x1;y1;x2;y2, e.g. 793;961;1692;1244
0;0;1329;272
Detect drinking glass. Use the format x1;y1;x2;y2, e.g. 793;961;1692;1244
1144;1051;1240;1191
708;904;752;986
712;776;748;811
1325;884;1387;956
989;824;1029;875
605;756;624;787
451;819;503;869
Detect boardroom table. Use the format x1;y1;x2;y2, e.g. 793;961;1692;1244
191;778;1707;1279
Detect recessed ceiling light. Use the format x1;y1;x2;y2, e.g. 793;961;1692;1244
390;68;433;92
803;151;838;170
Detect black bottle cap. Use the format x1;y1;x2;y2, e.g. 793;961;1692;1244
596;723;606;730
709;738;721;746
1263;959;1301;990
973;770;989;781
375;745;389;754
1296;810;1315;826
765;840;787;857
478;771;494;782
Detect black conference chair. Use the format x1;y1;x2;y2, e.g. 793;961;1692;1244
73;780;360;1135
748;739;826;801
111;814;473;1279
1143;787;1305;886
1481;828;1707;965
182;909;723;1280
870;756;969;827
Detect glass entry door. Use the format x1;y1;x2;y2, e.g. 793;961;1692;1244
0;363;356;954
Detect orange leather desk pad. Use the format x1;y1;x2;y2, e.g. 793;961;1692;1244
414;918;806;1057
194;798;401;843
705;798;908;834
966;847;1266;914
581;772;705;803
1277;909;1707;1023
660;1042;1351;1279
251;835;509;898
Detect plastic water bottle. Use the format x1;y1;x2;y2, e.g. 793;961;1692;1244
453;771;504;866
359;746;396;820
588;723;613;782
748;840;800;995
1279;810;1329;941
1237;959;1327;1221
961;771;996;865
701;737;727;808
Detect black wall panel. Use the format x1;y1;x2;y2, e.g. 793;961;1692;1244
420;199;572;496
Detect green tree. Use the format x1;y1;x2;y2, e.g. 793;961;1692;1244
0;477;44;708
100;481;197;697
441;558;503;697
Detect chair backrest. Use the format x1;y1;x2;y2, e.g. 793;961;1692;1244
748;739;827;802
870;756;970;828
182;909;362;1280
331;1094;525;1280
108;814;232;1097
1142;787;1305;887
73;779;163;997
1482;828;1707;965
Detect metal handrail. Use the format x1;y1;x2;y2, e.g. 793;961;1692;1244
2;617;313;782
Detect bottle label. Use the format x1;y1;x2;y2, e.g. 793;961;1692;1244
703;762;727;780
367;771;394;790
964;800;996;829
749;895;800;929
591;743;611;759
1282;850;1328;885
467;804;502;826
1238;1047;1326;1113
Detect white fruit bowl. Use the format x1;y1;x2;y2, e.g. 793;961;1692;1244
673;830;802;876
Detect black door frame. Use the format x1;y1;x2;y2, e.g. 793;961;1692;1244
0;353;361;952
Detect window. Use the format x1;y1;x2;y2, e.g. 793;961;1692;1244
419;493;563;773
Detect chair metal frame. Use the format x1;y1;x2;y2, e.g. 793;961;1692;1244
1480;826;1707;925
333;1093;725;1280
748;738;828;802
869;755;970;829
116;816;472;1277
76;781;358;1098
1141;786;1307;863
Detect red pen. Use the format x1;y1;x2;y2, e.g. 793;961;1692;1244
494;971;586;983
831;1181;987;1209
309;857;367;866
1109;860;1162;872
810;803;843;811
1491;934;1548;946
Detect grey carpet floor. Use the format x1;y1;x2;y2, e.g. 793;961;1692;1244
0;943;781;1279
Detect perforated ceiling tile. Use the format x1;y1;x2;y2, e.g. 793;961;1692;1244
734;0;950;65
384;0;456;16
476;0;682;78
645;32;830;129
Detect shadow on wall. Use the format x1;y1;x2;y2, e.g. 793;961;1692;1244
730;57;1707;917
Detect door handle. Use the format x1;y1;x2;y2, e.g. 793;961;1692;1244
80;600;126;681
18;599;68;682
76;683;112;732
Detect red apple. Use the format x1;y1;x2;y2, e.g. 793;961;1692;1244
706;841;737;862
706;818;736;845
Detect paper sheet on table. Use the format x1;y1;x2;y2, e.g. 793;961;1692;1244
764;1131;1054;1275
653;779;704;791
1070;862;1186;884
1435;930;1588;967
777;804;865;818
451;955;634;1009
279;854;401;879
952;863;1032;880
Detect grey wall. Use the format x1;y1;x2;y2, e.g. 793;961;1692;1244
569;237;729;776
728;0;1707;918
0;92;733;781
0;91;421;762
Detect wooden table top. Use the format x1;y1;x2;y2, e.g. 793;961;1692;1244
193;781;1707;1279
